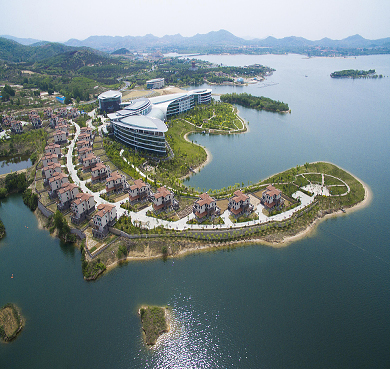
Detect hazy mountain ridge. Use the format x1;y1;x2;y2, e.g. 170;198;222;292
0;37;110;64
63;30;390;52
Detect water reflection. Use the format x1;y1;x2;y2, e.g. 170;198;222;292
59;240;76;257
136;294;243;368
0;155;31;175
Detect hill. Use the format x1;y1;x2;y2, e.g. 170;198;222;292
0;37;78;63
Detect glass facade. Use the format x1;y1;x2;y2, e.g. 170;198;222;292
113;124;166;156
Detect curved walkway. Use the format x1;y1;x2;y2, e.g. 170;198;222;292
66;121;343;232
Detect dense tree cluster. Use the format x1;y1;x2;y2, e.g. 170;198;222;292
220;93;289;112
330;69;381;78
22;188;38;211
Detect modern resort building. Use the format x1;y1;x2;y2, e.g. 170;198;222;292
98;90;122;113
107;89;212;156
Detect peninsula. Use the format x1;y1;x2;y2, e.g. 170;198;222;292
220;92;290;113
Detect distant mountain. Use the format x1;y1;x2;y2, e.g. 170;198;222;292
0;34;42;46
0;37;111;66
63;30;390;53
0;37;82;63
111;48;131;55
34;49;112;72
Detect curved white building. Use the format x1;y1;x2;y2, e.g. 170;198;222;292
110;89;211;156
108;98;152;121
98;90;122;113
113;115;168;156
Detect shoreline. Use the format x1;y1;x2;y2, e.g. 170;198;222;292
103;179;372;269
180;132;213;180
180;108;247;180
101;163;372;270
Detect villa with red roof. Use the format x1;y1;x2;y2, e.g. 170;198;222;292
261;185;284;210
45;143;61;157
70;193;96;224
48;172;69;196
82;154;100;171
92;204;117;238
76;139;91;150
193;193;220;221
91;163;110;182
128;179;150;202
228;190;253;217
105;171;127;193
54;130;67;144
42;153;58;167
42;162;62;182
78;146;93;162
11;121;23;134
30;113;42;129
57;183;79;210
151;186;177;212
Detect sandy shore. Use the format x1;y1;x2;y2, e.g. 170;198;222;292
180;132;213;180
103;166;373;271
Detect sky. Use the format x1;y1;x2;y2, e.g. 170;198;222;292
0;0;389;42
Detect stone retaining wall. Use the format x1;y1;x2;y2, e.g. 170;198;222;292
38;200;54;217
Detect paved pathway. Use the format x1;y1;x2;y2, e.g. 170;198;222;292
65;121;343;232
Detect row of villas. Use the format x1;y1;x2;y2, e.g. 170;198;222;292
2;107;79;133
41;130;118;238
126;179;284;221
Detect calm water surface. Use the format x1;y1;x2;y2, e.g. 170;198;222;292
0;156;31;175
1;55;390;368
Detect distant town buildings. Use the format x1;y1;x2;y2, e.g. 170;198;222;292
146;78;164;89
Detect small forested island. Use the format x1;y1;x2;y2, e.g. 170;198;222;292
220;93;290;113
0;303;24;342
139;306;169;345
330;69;383;79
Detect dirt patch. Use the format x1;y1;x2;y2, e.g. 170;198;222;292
216;199;229;212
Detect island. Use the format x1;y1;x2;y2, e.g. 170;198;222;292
330;69;383;79
139;305;169;345
220;92;290;113
0;303;24;342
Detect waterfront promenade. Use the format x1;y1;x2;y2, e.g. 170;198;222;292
64;117;330;233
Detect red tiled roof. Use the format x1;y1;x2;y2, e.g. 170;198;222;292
231;190;249;204
153;186;171;199
130;179;147;190
264;185;281;197
73;192;94;205
95;203;115;217
92;162;106;172
58;182;78;194
197;192;215;206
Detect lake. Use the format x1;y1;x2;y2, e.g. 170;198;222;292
0;155;31;175
1;54;390;369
